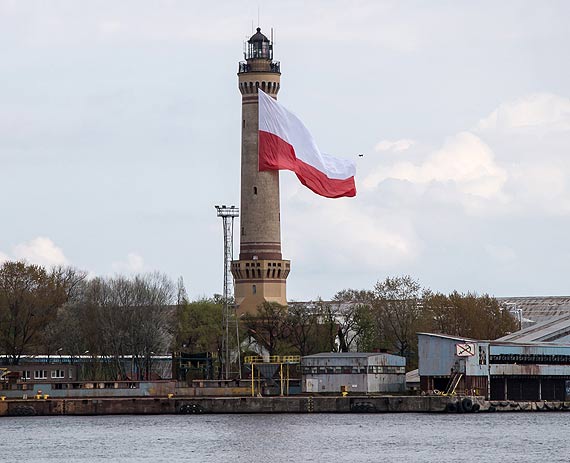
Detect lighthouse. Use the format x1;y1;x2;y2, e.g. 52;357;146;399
231;28;290;315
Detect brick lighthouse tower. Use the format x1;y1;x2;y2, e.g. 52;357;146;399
231;28;290;315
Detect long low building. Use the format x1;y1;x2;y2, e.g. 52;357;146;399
301;352;406;394
418;332;570;401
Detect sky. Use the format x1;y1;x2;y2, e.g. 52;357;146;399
1;1;569;301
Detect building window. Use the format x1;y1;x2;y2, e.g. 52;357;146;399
69;368;73;379
34;370;47;380
51;370;65;379
252;284;256;294
22;371;30;380
253;186;257;195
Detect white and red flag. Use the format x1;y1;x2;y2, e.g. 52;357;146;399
258;90;356;198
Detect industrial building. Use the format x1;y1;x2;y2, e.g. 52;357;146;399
418;332;570;401
301;352;406;394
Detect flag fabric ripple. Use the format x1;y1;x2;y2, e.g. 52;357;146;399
258;90;356;198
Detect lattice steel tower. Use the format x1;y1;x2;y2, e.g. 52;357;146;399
215;204;240;379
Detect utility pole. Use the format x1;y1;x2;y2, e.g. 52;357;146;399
215;205;240;380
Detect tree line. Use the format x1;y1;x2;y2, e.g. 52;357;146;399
0;261;174;380
0;261;517;377
177;275;518;371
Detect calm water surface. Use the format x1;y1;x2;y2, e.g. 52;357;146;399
1;413;568;462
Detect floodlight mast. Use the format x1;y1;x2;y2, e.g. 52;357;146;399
215;205;240;380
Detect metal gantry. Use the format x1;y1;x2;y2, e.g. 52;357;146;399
244;355;300;397
215;205;240;380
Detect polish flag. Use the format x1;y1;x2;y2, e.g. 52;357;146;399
258;90;356;198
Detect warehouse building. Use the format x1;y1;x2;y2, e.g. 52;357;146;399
301;352;406;394
418;332;570;401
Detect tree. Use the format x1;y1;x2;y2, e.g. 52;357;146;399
0;261;86;364
242;302;288;356
67;273;175;380
372;275;426;368
423;291;518;340
176;298;223;354
284;303;323;356
332;290;375;352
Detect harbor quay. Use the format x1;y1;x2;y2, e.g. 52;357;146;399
0;396;570;417
2;393;570;417
0;394;477;416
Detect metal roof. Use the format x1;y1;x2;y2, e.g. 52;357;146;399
498;296;570;325
416;332;478;343
406;369;420;384
302;352;396;359
248;27;270;43
418;331;570;348
497;313;570;343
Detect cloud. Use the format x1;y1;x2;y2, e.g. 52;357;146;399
477;93;570;132
6;237;69;267
283;178;419;272
474;93;570;216
374;139;415;152
111;252;145;274
364;132;507;200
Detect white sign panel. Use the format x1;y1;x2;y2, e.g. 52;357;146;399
456;343;476;357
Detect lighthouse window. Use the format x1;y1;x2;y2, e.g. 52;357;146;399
252;285;257;294
253;187;257;195
243;119;245;128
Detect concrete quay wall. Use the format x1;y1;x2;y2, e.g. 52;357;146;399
0;395;459;416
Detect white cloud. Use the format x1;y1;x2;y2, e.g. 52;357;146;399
364;132;507;200
506;162;570;216
374;139;415;152
473;93;570;216
477;93;570;132
9;237;69;267
283;179;419;273
112;252;145;274
0;251;9;263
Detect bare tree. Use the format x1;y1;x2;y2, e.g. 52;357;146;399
68;273;175;380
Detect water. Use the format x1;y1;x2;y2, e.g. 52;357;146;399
1;413;568;462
